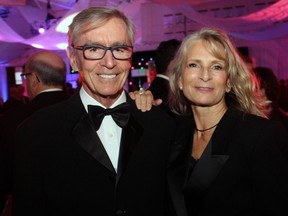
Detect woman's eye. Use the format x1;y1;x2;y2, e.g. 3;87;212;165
188;63;198;68
211;65;223;70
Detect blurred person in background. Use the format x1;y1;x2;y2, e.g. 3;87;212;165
278;79;288;113
253;66;288;133
0;87;22;115
148;39;180;114
0;50;67;216
17;85;29;104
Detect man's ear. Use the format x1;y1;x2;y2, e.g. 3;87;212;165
30;73;40;90
66;47;79;72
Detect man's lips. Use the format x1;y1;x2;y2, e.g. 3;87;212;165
98;74;117;79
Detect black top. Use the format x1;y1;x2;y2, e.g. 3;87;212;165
185;140;228;215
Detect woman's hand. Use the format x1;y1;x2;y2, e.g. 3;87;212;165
129;90;162;112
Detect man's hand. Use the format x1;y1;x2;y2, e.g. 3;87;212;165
129;90;162;112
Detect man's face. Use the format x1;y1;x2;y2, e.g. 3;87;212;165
70;18;132;106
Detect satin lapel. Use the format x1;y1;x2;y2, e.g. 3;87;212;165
168;116;193;216
189;140;229;191
72;112;115;174
188;109;242;189
212;108;242;155
169;116;194;167
116;115;143;185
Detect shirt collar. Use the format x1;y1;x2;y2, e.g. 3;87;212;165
80;87;126;112
156;74;169;81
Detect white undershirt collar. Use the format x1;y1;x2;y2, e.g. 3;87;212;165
156;74;169;81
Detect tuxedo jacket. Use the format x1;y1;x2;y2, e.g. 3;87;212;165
148;77;173;115
168;109;288;216
0;91;68;211
13;92;178;216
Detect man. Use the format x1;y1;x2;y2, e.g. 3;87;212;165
13;7;178;216
148;39;180;113
0;50;67;214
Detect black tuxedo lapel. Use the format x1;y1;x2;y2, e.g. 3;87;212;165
167;116;193;216
187;109;241;192
72;112;115;174
188;109;243;190
116;107;143;184
212;109;242;155
188;140;229;192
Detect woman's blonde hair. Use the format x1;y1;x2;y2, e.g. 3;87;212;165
169;27;267;117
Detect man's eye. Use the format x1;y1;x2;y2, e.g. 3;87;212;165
87;47;102;52
113;47;126;53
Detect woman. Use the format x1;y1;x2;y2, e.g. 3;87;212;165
167;27;288;216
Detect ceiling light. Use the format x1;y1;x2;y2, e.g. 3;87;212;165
56;12;79;33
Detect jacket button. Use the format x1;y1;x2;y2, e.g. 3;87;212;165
116;210;126;215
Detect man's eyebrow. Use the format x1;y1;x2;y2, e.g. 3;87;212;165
82;42;128;46
82;42;103;46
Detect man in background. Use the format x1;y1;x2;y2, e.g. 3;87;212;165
0;50;68;215
148;39;180;113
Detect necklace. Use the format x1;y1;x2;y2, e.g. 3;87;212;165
195;123;218;132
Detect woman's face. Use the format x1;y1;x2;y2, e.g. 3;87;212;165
178;39;230;109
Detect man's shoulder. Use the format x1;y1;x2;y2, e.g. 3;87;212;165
129;102;176;133
19;95;81;128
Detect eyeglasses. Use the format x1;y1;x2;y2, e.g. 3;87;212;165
20;72;40;82
20;73;32;80
71;44;133;60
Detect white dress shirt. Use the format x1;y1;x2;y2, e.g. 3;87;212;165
80;87;127;172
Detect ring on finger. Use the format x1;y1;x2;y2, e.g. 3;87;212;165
139;90;145;95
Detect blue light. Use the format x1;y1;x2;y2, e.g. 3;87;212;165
0;67;8;102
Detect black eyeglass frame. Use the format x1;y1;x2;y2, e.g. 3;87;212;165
71;44;134;60
20;72;40;82
20;73;32;79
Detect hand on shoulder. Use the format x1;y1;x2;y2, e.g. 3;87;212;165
129;90;162;112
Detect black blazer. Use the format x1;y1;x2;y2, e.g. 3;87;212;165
168;109;288;216
0;91;68;211
13;92;178;216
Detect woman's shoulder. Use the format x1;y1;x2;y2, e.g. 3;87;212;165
225;108;271;128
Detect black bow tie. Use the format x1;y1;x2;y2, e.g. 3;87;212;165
88;103;130;130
